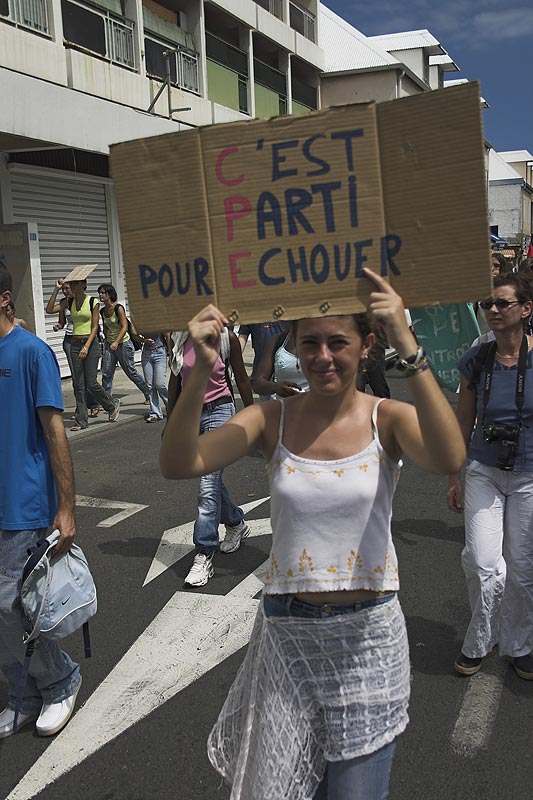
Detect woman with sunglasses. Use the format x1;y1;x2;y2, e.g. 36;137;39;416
448;273;533;680
161;270;465;800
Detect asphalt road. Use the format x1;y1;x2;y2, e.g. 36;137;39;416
1;369;532;800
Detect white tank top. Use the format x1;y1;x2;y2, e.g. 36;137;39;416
264;398;401;594
274;336;309;392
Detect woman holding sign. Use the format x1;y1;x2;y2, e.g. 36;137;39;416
160;270;465;800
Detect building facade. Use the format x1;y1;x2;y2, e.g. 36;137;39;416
1;0;322;372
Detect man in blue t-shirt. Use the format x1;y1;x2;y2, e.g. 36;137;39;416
238;322;286;400
0;265;81;739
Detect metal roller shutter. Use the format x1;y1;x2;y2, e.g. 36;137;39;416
9;169;112;376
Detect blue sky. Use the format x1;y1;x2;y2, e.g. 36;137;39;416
327;0;533;154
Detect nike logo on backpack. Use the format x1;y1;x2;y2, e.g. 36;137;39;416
61;597;71;606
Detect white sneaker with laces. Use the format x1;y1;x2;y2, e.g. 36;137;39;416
36;680;82;737
220;520;251;553
184;552;214;587
0;707;38;738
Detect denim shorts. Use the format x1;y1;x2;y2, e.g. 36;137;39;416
263;592;396;619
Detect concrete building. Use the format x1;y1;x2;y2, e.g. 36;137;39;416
488;149;533;251
1;0;323;371
318;11;461;109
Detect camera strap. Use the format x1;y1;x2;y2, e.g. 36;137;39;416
481;335;528;425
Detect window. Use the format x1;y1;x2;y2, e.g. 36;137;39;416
145;35;199;93
289;2;315;42
1;0;49;34
61;0;135;68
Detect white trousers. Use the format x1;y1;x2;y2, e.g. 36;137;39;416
462;459;533;658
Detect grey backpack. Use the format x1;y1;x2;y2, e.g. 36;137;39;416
14;530;97;733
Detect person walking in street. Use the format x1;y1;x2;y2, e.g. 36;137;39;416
252;327;309;397
69;278;119;431
140;331;170;423
238;322;286;400
46;278;99;419
0;263;82;738
160;269;465;800
98;284;150;404
5;301;31;332
166;327;254;587
448;272;533;681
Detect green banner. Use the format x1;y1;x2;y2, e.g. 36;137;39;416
409;303;481;391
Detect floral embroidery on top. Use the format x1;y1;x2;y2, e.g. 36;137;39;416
299;549;314;574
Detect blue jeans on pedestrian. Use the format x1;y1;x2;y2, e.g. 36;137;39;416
102;339;150;399
263;593;397;800
141;345;168;419
193;401;243;555
0;529;80;715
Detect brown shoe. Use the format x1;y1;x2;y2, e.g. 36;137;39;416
512;654;533;680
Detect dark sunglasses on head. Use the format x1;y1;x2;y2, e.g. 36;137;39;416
479;298;520;310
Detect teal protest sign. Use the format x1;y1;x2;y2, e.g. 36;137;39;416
410;304;481;391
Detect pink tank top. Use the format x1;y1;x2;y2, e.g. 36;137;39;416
181;338;232;403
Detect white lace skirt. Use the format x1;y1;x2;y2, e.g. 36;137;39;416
207;595;410;800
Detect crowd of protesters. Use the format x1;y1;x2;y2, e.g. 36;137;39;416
2;248;533;800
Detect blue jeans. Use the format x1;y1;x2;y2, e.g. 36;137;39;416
102;339;150;399
141;346;168;419
0;529;80;714
313;741;396;800
263;593;397;800
193;401;243;554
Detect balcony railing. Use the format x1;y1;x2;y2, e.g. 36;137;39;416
1;0;49;34
145;35;199;93
62;0;135;69
106;16;135;68
254;0;283;21
289;2;315;42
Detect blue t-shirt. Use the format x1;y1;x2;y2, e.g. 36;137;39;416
239;322;286;374
458;342;533;470
0;326;64;529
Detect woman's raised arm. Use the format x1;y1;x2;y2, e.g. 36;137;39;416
160;306;264;480
364;269;466;475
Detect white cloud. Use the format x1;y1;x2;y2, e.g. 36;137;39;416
335;0;533;46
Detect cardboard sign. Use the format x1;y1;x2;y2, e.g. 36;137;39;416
63;264;98;282
110;82;492;331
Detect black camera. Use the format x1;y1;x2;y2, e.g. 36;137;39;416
482;421;520;471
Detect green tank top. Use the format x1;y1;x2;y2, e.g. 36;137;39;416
70;296;96;336
103;304;130;344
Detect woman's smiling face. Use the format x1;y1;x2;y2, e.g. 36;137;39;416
294;316;373;394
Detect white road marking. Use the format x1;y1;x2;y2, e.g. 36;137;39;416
143;495;271;586
450;655;508;756
75;495;148;527
7;563;267;800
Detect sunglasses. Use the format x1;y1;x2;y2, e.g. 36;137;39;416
479;299;520;311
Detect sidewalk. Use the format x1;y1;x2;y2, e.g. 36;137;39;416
61;342;256;441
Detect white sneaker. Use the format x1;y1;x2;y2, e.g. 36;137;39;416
184;552;214;587
36;680;81;737
0;707;38;738
109;398;120;422
220;521;251;553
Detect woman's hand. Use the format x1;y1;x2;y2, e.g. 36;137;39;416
275;382;302;397
79;346;88;360
110;341;118;352
56;278;64;289
188;305;228;369
364;268;416;358
447;473;463;513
